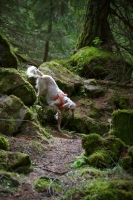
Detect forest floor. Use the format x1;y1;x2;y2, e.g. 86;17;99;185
1;128;83;200
1;85;133;200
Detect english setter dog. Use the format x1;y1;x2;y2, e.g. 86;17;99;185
27;66;76;132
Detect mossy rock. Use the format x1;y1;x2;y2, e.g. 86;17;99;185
87;149;111;168
0;136;9;150
108;92;129;109
0;34;18;68
84;179;133;200
82;133;103;155
0;68;36;105
20;121;50;140
41;104;108;134
0;150;31;172
62;178;133;200
83;80;106;98
128;146;133;158
80;166;105;179
104;136;126;162
0;95;32;136
0;171;20;192
69;47;132;81
109;110;133;145
34;177;62;195
67;115;108;135
39;61;82;96
82;133;129;169
120;156;132;170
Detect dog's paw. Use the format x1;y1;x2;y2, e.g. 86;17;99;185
54;113;58;120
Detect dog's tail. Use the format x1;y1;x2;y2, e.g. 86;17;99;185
26;66;44;78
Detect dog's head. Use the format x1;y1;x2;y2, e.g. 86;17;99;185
68;102;76;117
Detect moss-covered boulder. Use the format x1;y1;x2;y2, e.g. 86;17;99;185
0;136;9;150
0;171;20;195
66;114;108;135
108;92;129;109
0;95;32;136
69;47;132;81
0;34;18;68
40;102;108;134
20;121;50;140
34;177;62;195
39;61;82;96
63;178;133;200
82;134;127;168
83;79;106;98
0;150;31;172
0;68;36;105
109;110;133;145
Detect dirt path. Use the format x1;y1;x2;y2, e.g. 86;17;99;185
2;131;83;200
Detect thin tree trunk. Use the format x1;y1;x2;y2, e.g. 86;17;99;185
43;0;53;62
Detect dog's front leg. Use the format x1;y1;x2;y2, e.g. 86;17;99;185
49;102;62;132
57;110;62;132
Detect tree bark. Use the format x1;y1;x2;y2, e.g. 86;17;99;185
43;0;53;62
76;0;114;50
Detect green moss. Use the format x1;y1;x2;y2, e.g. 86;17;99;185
109;92;129;109
0;95;32;136
34;177;62;194
0;136;9;150
0;113;17;136
81;133;128;169
20;121;50;140
62;179;133;200
69;115;108;135
120;156;132;170
39;61;81;96
109;110;133;145
80;167;105;179
88;106;101;118
128;146;133;157
7;152;31;170
0;68;36;105
82;133;103;156
88;149;110;168
104;136;125;162
0;150;31;172
69;46;132;81
0;172;20;190
0;150;8;169
84;179;133;200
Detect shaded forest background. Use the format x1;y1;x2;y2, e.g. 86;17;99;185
0;0;133;69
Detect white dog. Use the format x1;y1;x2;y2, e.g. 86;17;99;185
27;66;76;132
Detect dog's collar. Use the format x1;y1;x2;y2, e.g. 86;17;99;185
54;93;68;110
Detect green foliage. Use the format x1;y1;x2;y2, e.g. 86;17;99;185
92;37;102;46
0;136;9;150
0;0;87;62
72;156;88;168
34;177;62;194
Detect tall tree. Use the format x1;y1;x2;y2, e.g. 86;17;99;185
76;0;133;61
76;0;113;50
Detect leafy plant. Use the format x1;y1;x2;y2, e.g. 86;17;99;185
92;37;102;46
72;156;88;168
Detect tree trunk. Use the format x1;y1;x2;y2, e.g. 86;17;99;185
43;0;53;62
76;0;114;50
